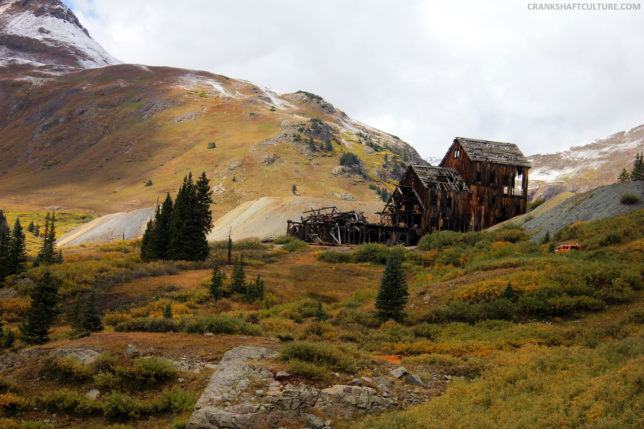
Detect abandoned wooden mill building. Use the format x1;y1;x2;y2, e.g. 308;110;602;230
287;137;531;245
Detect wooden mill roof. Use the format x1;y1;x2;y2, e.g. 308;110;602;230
410;164;470;192
450;137;532;168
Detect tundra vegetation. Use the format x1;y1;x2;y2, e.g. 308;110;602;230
0;209;641;427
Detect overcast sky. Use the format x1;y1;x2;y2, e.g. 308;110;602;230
63;0;644;159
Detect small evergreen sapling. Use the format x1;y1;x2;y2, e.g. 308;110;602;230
163;302;173;319
375;250;408;322
79;289;104;333
20;270;60;344
230;255;246;295
501;281;517;302
209;263;224;302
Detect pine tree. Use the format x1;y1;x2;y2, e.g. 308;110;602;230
195;172;214;260
375;250;408;322
8;218;27;275
230;255;246;295
0;226;9;283
27;221;35;233
501;281;517;301
20;270;60;344
37;213;57;265
244;274;264;302
542;230;551;244
209;262;224;302
79;289;103;333
632;152;644;181
169;173;210;261
163;302;173;319
140;218;154;261
618;168;631;183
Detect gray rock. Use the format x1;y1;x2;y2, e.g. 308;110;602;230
305;413;326;429
51;348;99;365
276;371;290;379
390;366;409;379
124;344;140;359
351;378;363;386
205;332;214;337
404;374;425;387
86;389;100;400
317;385;394;418
339;193;357;201
188;346;394;429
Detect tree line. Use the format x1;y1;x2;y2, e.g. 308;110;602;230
618;152;644;183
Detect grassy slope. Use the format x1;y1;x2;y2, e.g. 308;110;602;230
0;211;642;428
0;65;418;217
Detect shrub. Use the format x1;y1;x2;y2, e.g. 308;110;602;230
0;392;28;412
93;352;117;372
353;243;391;264
287;359;329;381
527;198;546;211
102;391;149;419
182;314;263;335
317;250;353;263
495;226;530;243
280;341;357;373
282;239;308;252
39;356;95;383
339;152;360;166
417;230;461;250
273;235;296;244
207;142;216;149
103;311;132;327
38;389;101;416
115;317;180;333
153;390;195;413
413;323;440;340
620;193;639;205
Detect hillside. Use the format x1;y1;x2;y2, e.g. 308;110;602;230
491;181;644;242
528;124;644;200
0;0;423;218
0;210;642;428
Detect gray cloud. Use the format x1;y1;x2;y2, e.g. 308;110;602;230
65;0;644;158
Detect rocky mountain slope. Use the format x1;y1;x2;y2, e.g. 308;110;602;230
491;181;644;241
0;0;119;71
528;124;644;200
0;0;424;218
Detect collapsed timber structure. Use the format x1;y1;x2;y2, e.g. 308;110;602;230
287;137;531;245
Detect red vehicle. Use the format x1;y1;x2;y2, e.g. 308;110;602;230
555;242;581;253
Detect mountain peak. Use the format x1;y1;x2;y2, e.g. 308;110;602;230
0;0;120;71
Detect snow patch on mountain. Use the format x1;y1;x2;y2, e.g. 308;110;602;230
4;12;119;67
176;73;238;98
260;86;292;109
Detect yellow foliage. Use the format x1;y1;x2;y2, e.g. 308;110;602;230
0;299;29;322
0;392;28;411
259;317;296;333
102;310;131;327
456;279;507;303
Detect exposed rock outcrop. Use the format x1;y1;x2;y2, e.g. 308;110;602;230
187;346;395;429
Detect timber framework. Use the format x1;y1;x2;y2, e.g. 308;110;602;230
287;137;531;245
